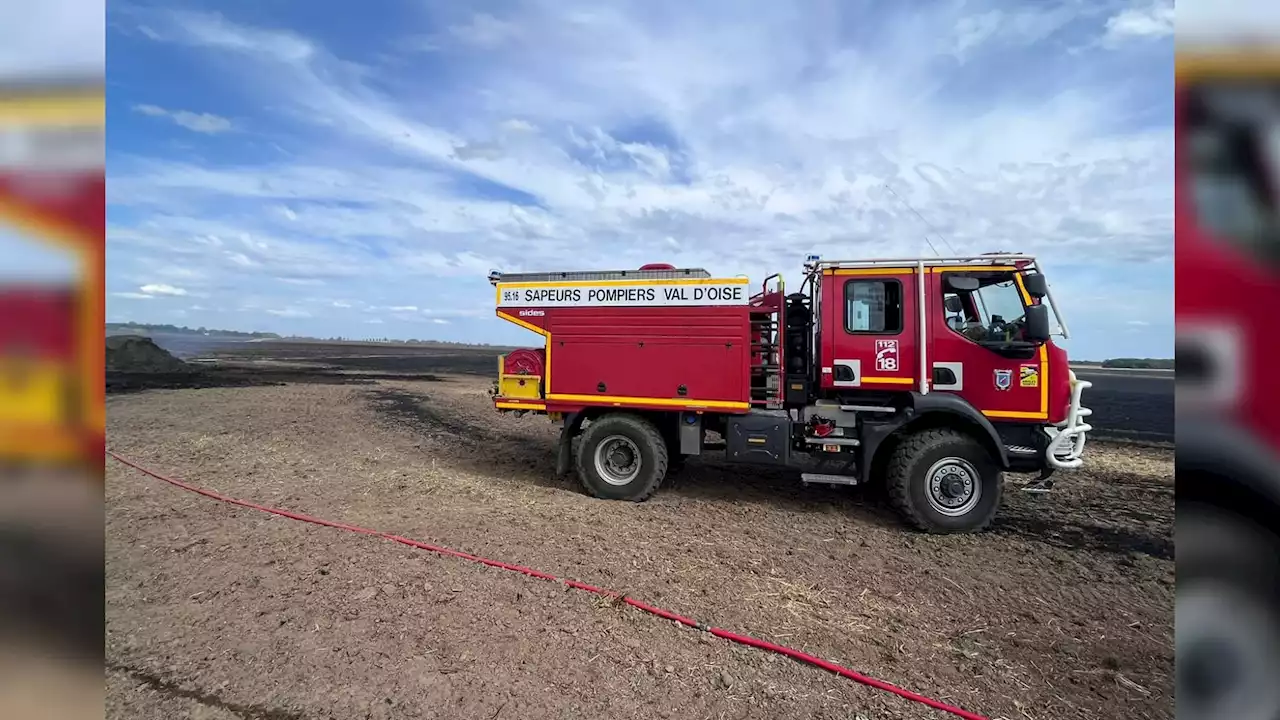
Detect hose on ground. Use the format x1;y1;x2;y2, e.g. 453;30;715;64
107;450;989;720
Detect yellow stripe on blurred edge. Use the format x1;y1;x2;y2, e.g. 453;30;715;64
0;87;104;126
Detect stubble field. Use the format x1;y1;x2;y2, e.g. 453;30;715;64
105;342;1174;720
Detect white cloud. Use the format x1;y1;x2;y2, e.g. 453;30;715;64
108;2;1173;354
1103;0;1174;43
446;13;520;49
139;283;188;296
135;9;316;63
501;119;537;133
266;307;310;318
133;104;235;134
109;283;192;301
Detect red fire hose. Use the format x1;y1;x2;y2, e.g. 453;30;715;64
107;450;989;720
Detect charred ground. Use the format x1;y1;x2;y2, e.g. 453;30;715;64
109;339;1175;443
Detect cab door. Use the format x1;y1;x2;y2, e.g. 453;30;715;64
821;269;918;392
929;269;1047;421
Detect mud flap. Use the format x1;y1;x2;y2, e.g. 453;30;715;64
556;430;572;477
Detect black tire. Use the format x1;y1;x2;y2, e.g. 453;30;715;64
1177;501;1280;720
885;428;1002;533
575;414;668;501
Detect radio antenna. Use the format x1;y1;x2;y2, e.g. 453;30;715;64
883;183;957;256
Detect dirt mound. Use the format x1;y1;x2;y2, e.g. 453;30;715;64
105;335;191;374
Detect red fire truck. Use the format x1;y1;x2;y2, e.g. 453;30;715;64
1175;48;1280;720
489;254;1093;533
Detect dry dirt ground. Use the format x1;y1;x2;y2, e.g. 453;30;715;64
106;352;1173;720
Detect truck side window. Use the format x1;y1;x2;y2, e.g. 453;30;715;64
844;279;902;334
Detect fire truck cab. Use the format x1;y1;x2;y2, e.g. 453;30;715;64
489;254;1092;533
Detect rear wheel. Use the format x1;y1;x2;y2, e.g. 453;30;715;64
575;414;668;501
886;428;1002;533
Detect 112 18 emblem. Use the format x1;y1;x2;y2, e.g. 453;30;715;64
874;339;899;372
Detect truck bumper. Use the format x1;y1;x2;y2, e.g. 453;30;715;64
1042;370;1093;470
492;397;546;413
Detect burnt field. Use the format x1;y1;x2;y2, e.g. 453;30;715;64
105;341;1173;719
132;339;1175;443
206;339;508;376
1068;369;1173;443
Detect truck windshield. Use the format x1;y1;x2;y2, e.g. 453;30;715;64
973;279;1026;328
943;273;1029;342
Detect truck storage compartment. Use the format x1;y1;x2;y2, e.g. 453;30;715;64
725;410;791;465
552;339;745;402
547;306;749;405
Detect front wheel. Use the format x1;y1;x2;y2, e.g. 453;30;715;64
1177;501;1280;720
575;414;669;501
886;428;1003;533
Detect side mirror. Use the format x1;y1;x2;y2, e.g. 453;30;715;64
1021;272;1048;299
944;295;962;313
1025;304;1051;342
944;274;980;292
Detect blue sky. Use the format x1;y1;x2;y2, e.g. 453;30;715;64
99;0;1173;358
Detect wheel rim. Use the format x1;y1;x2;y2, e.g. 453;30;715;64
924;457;981;517
593;435;642;486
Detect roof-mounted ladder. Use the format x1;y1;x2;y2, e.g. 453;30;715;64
489;267;712;284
